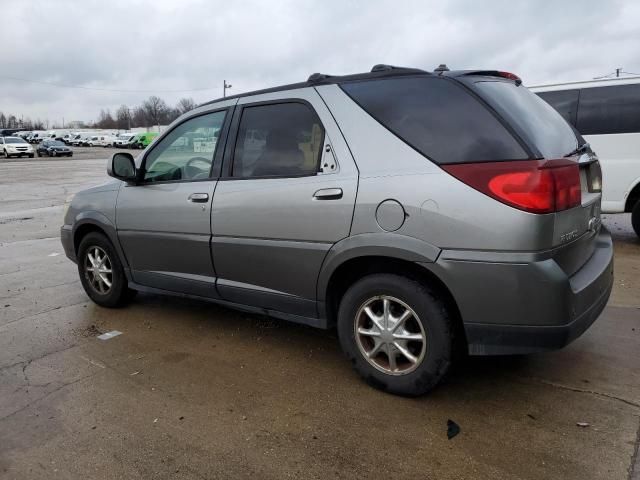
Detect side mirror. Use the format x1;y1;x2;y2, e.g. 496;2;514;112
108;152;137;183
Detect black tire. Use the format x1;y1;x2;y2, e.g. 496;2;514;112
3;149;8;158
29;154;34;158
37;151;41;157
77;232;134;308
337;273;453;396
632;201;640;239
51;150;57;157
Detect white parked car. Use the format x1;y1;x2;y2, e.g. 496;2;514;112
531;76;640;237
0;136;35;158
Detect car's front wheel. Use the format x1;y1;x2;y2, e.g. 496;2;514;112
77;232;135;308
337;273;453;396
3;149;9;158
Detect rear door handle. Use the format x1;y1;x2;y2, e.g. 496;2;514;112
313;188;343;200
188;193;209;203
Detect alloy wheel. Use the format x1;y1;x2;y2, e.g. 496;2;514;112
84;246;113;295
354;295;427;375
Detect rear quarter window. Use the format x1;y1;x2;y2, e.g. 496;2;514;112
471;79;578;159
340;76;528;164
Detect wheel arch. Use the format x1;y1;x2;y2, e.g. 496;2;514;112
318;234;466;350
624;177;640;212
72;213;130;278
322;254;467;353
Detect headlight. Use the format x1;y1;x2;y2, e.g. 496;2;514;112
63;194;75;219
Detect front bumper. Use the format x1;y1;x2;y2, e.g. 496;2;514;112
432;228;614;355
61;225;75;263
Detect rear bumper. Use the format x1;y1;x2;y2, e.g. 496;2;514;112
431;228;614;355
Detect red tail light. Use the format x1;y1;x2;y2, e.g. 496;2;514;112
442;159;581;214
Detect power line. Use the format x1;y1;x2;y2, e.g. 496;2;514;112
593;68;640;79
0;75;219;93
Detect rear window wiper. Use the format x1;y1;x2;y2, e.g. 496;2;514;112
564;142;590;157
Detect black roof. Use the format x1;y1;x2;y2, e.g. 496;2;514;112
200;64;518;107
200;65;431;106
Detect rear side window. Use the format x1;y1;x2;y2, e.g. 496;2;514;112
576;84;640;135
536;89;580;126
340;76;527;164
472;80;577;158
232;102;324;177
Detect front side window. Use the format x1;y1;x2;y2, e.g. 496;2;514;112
232;102;324;178
143;110;227;182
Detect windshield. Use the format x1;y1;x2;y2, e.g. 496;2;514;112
470;79;578;158
5;137;27;144
49;141;65;146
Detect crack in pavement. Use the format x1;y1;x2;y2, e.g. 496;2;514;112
537;379;640;409
0;343;79;372
0;297;85;329
0;371;100;422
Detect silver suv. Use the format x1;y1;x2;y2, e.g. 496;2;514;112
61;65;613;396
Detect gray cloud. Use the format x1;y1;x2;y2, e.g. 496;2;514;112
1;0;638;124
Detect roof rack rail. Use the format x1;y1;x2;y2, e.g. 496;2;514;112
307;72;332;82
371;64;403;72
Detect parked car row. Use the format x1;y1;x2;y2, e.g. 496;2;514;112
11;130;160;150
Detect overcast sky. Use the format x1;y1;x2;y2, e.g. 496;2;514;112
1;0;638;125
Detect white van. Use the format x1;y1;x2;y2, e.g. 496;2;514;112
530;76;640;236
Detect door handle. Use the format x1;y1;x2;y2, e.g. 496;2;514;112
188;193;209;203
313;188;343;200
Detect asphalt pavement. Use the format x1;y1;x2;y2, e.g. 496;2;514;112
1;153;639;479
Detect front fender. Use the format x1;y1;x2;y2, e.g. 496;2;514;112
316;232;441;304
70;212;131;279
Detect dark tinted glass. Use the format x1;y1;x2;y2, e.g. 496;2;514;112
472;80;577;158
233;103;324;177
536;89;579;126
576;84;640;135
341;76;527;164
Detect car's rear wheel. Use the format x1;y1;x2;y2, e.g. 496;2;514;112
632;201;640;239
337;273;453;396
77;232;135;308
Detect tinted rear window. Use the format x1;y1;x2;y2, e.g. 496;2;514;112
341;76;527;164
536;89;579;126
576;84;640;135
472;80;577;158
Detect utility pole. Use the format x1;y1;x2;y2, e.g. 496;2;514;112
616;68;621;78
223;80;232;98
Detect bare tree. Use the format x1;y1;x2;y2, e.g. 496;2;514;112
132;106;147;128
116;105;131;130
0;113;5;128
96;109;116;129
142;96;169;127
176;97;196;115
